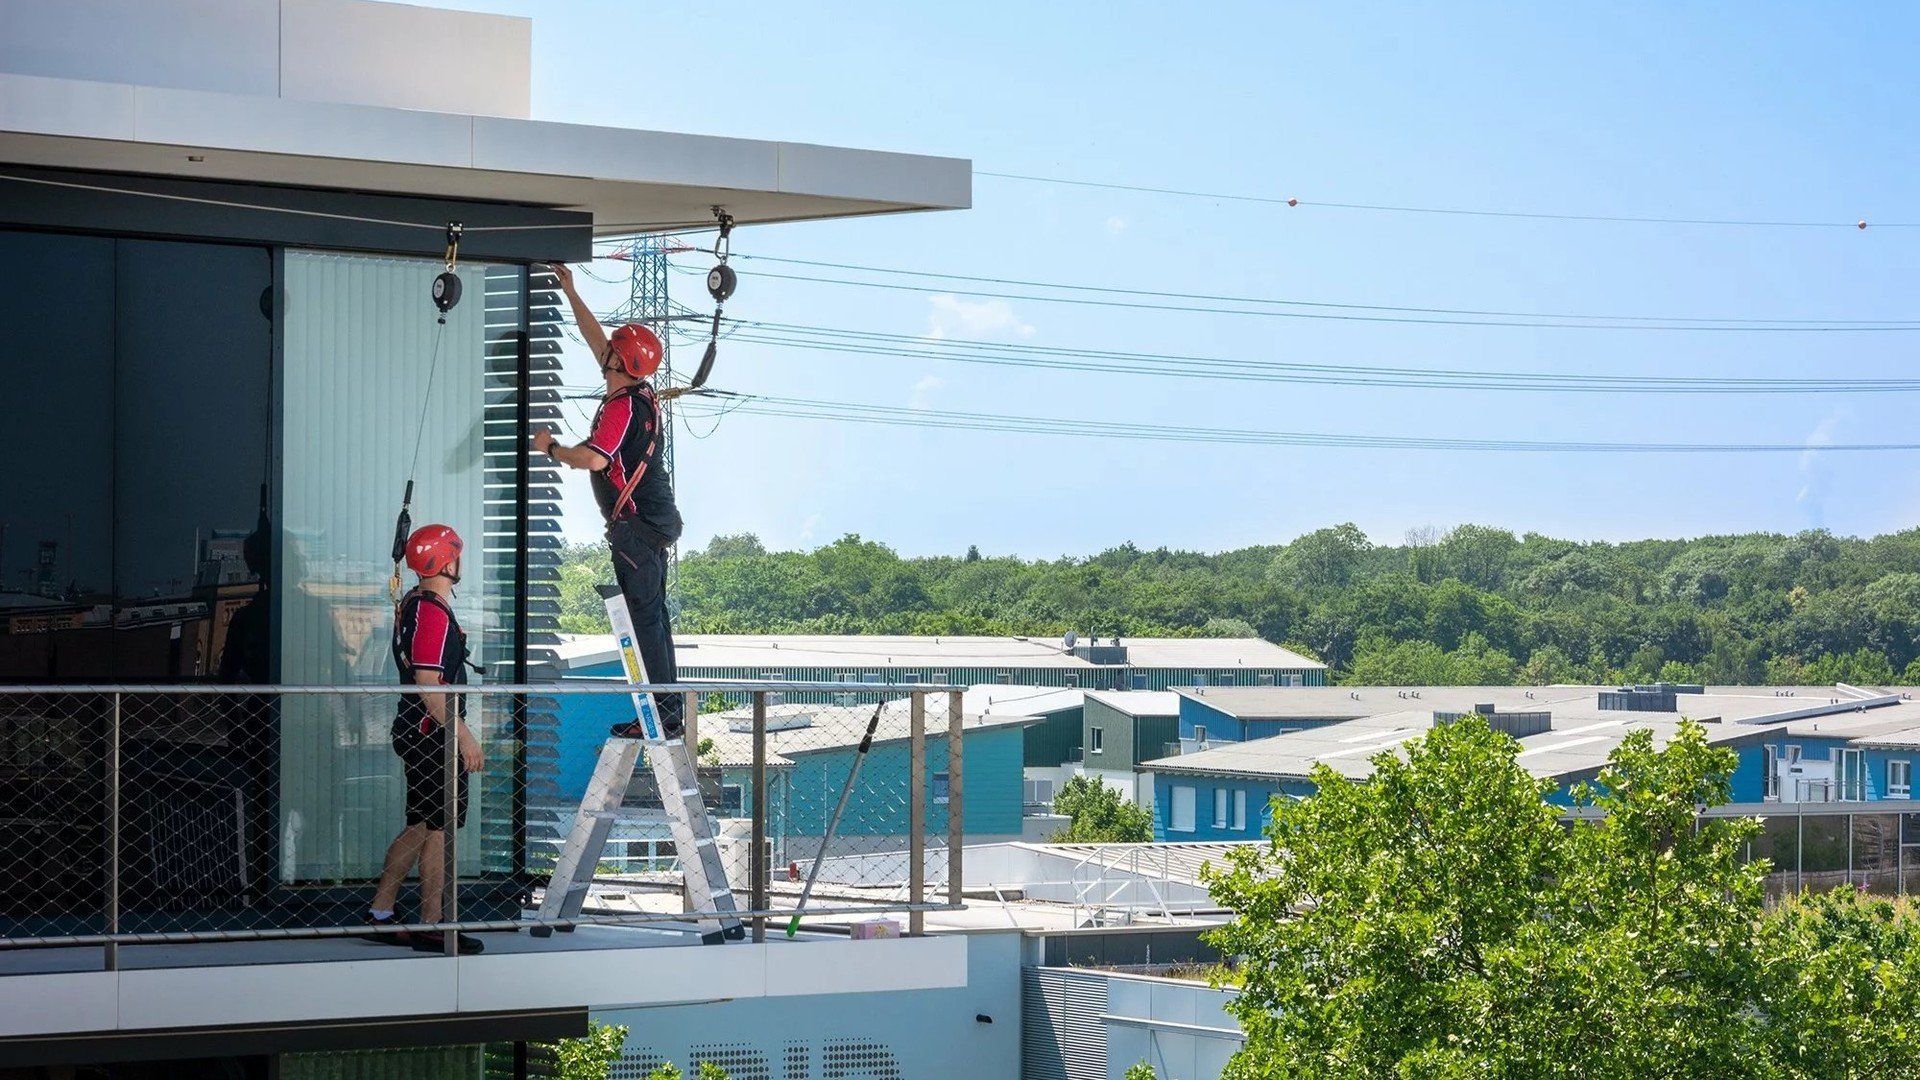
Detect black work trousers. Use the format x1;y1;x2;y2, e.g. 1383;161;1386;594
609;518;682;733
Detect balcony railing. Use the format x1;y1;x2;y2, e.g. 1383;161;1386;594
0;682;965;969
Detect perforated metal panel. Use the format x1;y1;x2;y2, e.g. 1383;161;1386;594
1023;968;1110;1080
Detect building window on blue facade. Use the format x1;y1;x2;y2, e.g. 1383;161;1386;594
1891;760;1912;799
1214;789;1229;828
1090;727;1104;754
1233;790;1247;831
1171;786;1196;833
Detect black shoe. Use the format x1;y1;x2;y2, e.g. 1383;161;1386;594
411;930;484;955
364;911;412;947
610;718;684;740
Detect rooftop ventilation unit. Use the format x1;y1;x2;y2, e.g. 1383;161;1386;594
1434;707;1552;739
1599;688;1678;712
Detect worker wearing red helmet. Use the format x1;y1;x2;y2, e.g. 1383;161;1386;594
366;523;484;953
533;263;685;739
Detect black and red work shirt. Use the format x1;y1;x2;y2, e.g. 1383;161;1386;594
586;384;683;541
392;589;467;735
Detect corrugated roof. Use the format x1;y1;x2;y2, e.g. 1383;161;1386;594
1145;686;1920;784
684;695;1038;763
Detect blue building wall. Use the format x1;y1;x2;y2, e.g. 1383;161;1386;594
1725;732;1920;804
1175;695;1352;743
1150;774;1311;842
552;680;1027;838
751;723;1026;839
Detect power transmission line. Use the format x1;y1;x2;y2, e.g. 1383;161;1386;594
726;253;1920;327
724;319;1920;394
672;392;1920;455
733;267;1920;333
974;171;1913;230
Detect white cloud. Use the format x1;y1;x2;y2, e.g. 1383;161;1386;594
925;294;1035;340
1797;411;1844;520
1105;216;1129;235
909;374;945;411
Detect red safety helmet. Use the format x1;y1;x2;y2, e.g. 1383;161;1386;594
604;323;663;379
405;524;463;578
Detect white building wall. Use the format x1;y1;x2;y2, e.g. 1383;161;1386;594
0;0;530;117
1105;974;1244;1080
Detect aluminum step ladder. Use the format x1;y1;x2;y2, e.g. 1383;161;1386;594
536;585;744;944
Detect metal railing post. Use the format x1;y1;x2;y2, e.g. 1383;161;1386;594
105;692;120;972
946;690;963;909
751;692;769;943
909;692;926;936
443;694;460;957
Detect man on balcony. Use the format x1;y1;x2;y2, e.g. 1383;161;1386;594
533;262;686;740
367;524;484;953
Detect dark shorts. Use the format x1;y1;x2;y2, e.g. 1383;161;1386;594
393;723;469;831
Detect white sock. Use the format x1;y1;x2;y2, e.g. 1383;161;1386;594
370;908;395;920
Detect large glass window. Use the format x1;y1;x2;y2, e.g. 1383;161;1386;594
278;251;522;883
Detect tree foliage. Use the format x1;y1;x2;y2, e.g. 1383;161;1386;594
556;1022;629;1080
557;525;1920;685
1051;774;1153;843
1201;716;1920;1078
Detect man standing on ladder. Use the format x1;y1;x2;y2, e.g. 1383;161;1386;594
534;262;685;739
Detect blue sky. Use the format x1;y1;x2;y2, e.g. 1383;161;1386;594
447;1;1920;557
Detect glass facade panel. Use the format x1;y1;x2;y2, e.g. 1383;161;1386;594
1850;812;1901;895
1800;813;1850;893
279;251;519;882
1754;813;1800;902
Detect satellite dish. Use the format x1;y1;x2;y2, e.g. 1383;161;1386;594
1063;630;1078;650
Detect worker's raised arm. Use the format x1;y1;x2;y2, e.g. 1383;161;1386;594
549;262;610;367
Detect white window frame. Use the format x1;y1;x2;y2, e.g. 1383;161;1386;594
1213;789;1229;828
1089;726;1104;755
1170;785;1196;833
1892;759;1912;799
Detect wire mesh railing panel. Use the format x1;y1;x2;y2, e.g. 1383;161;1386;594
0;682;961;957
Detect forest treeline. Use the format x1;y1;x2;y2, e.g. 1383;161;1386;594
557;524;1920;686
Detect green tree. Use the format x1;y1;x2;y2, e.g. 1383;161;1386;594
557;1022;628;1080
1752;888;1920;1075
1201;717;1786;1079
1273;523;1371;591
1051;775;1153;843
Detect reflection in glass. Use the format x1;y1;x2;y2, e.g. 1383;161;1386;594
1851;812;1901;895
279;252;516;883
